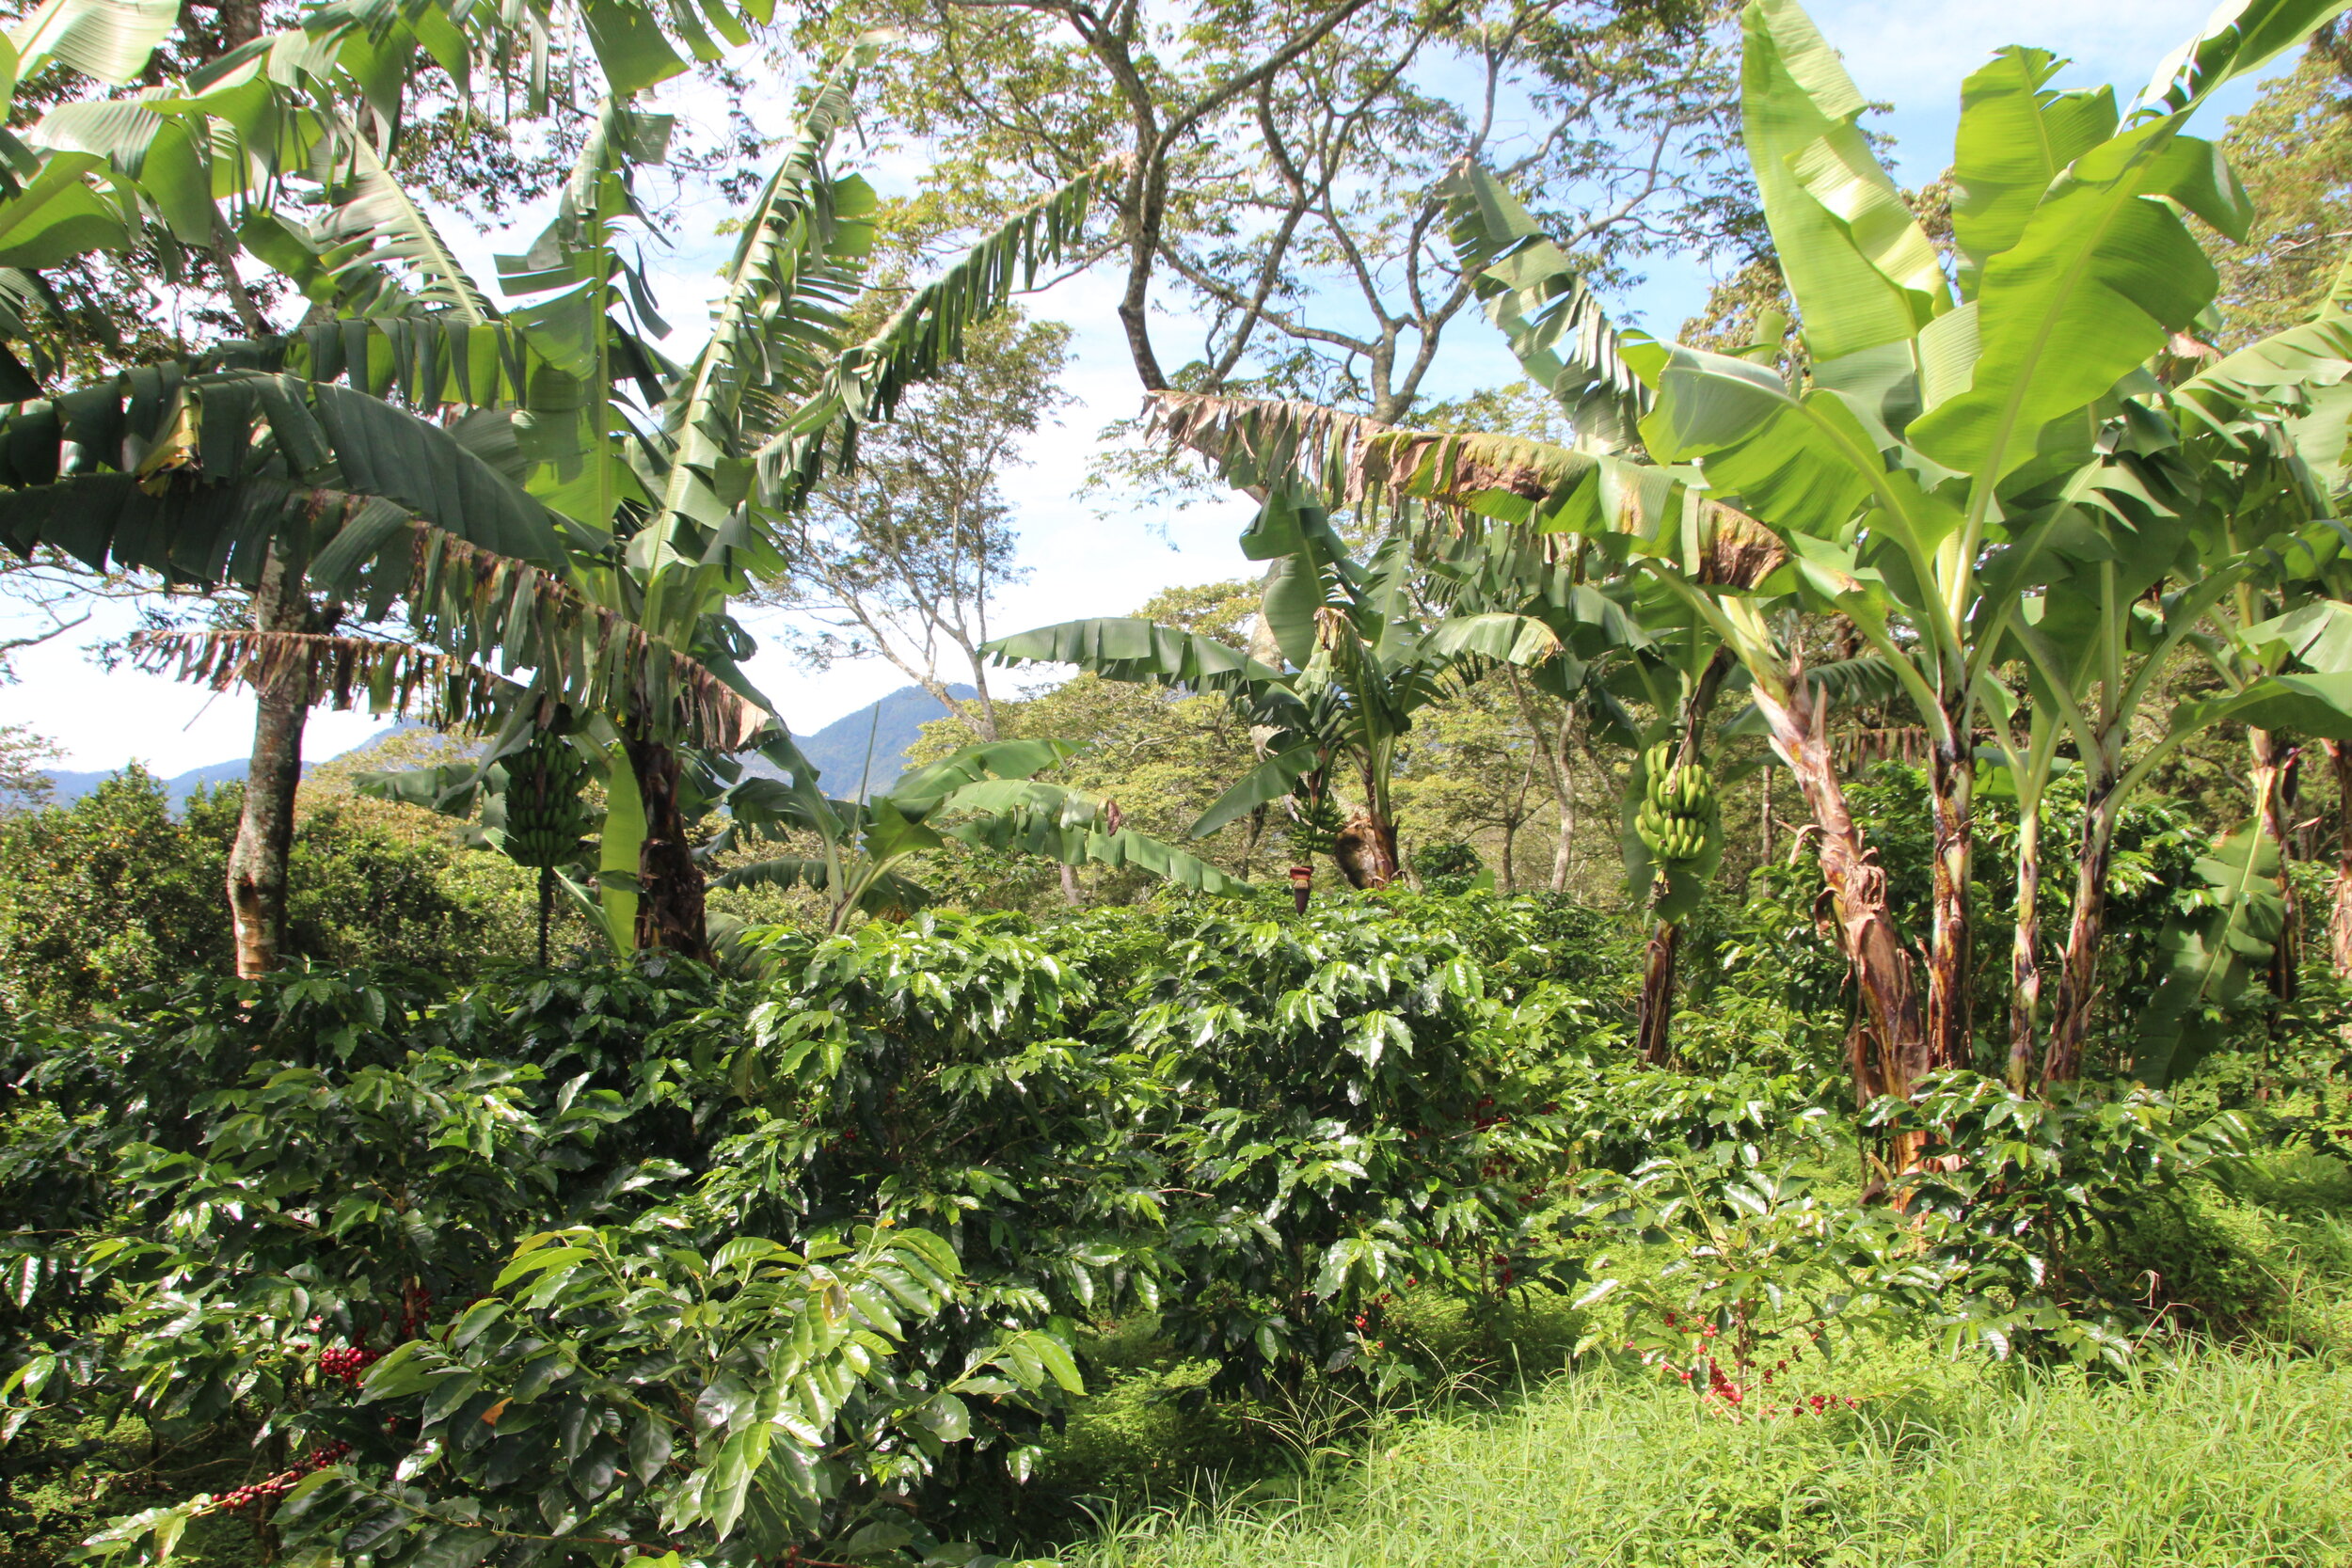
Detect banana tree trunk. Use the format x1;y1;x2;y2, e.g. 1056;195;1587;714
1927;722;1975;1072
2251;728;2300;1008
622;736;711;962
1636;915;1680;1066
2044;763;2122;1085
226;551;310;978
1333;811;1400;889
1752;676;1928;1139
2328;739;2352;977
1846;1012;1890;1112
2007;791;2043;1091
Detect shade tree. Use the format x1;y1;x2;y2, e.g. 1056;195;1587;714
826;0;1748;423
749;306;1073;742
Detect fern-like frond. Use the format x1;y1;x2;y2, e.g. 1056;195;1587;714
1439;161;1654;452
126;627;521;729
0;366;772;751
753;162;1115;503
1148;389;1612;531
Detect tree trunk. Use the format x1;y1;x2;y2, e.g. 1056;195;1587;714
970;657;1002;742
2007;790;2042;1092
2044;763;2122;1085
215;0;262;47
1332;812;1399;888
226;551;311;978
623;736;711;962
1636;916;1680;1067
1545;724;1581;894
1847;1012;1890;1112
1926;721;1975;1072
1501;668;1577;894
1058;863;1085;906
2328;739;2352;978
2251;728;2300;1007
1751;672;1928;1127
1241;804;1266;881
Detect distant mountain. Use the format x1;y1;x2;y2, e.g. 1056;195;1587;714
42;724;415;810
772;684;973;797
40;688;968;809
46;755;265;810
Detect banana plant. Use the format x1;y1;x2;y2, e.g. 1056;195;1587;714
1966;258;2352;1080
351;718;612;959
2171;265;2352;1004
1143;202;1807;1058
424;68;1108;956
1139;0;2352;1115
711;739;1248;932
1155;165;1890;1062
1922;309;2352;1087
1976;689;2065;1091
1999;475;2262;1084
1595;0;2352;1095
0;0;806;388
1438;164;1789;1065
0;33;1109;964
2248;552;2352;979
989;478;1572;889
0;0;195;388
0;7;762;973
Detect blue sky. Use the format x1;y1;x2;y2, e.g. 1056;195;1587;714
0;0;2308;773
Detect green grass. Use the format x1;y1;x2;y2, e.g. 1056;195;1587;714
1036;1139;2352;1567
1053;1349;2352;1567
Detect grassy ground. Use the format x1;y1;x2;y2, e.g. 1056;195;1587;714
1053;1348;2352;1567
1041;1143;2352;1568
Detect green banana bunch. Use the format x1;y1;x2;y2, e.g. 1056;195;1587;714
500;732;596;870
1633;741;1715;866
1288;791;1346;856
